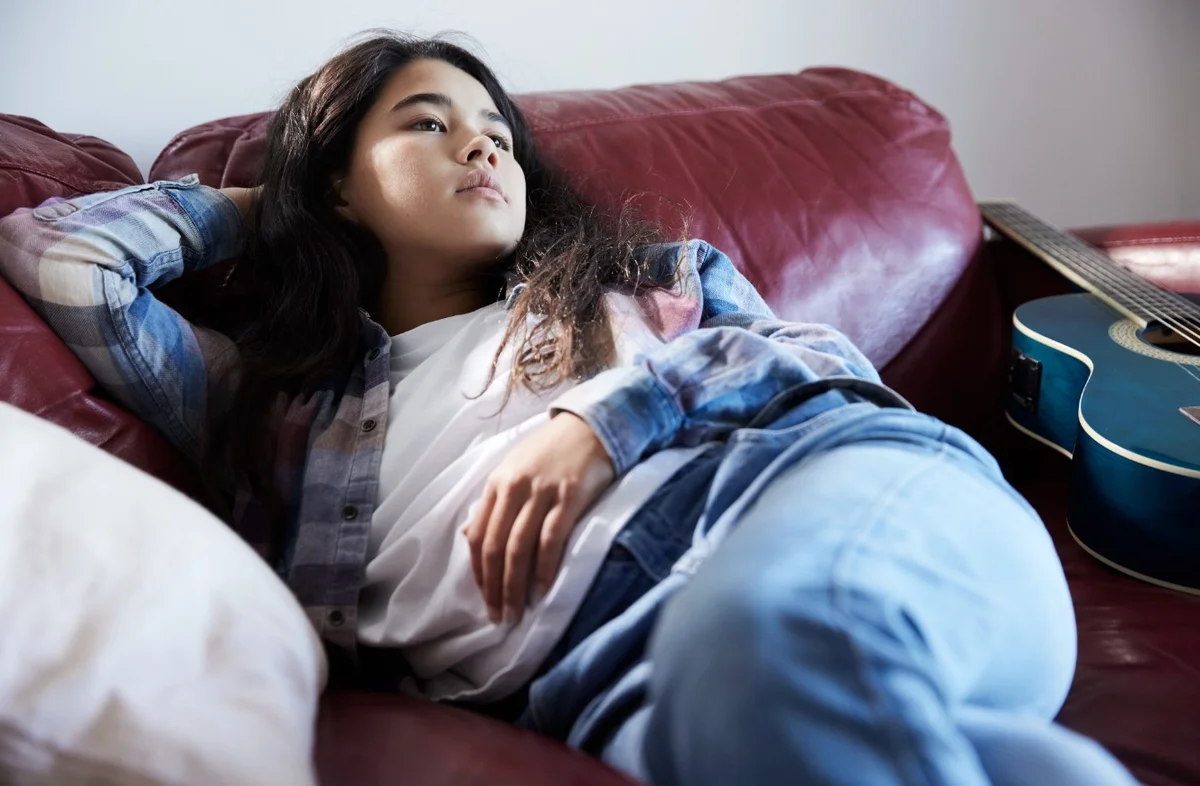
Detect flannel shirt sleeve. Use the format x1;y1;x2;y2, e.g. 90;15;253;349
550;241;881;475
0;176;246;461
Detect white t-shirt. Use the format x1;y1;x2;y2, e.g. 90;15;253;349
357;301;703;703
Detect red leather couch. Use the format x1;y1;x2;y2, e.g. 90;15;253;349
2;67;1197;786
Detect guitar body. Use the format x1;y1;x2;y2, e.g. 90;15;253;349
1010;293;1200;592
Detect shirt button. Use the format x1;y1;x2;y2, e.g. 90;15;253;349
341;505;358;521
328;609;345;627
367;348;380;361
361;418;377;432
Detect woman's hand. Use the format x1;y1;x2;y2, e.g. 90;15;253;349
463;412;616;625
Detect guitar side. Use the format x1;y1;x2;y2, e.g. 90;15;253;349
1009;293;1200;592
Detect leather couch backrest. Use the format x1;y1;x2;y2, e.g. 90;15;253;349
151;68;984;370
1;68;1002;491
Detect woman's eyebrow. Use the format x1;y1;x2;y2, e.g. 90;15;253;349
390;92;511;131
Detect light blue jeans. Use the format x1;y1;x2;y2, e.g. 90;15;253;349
510;397;1139;785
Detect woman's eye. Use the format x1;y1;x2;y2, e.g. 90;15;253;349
490;134;512;152
412;118;445;132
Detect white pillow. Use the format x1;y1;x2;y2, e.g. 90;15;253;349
0;403;327;786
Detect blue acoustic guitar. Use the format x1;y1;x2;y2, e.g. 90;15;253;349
980;201;1200;594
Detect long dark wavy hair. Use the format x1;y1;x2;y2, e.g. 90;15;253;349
212;31;680;502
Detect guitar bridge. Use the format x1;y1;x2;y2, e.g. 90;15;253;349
1009;348;1042;413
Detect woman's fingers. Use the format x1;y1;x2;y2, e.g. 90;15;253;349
534;501;575;600
501;491;556;624
463;414;617;625
467;480;578;625
464;486;496;591
481;485;524;621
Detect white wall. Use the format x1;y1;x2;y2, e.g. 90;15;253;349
1;0;1197;227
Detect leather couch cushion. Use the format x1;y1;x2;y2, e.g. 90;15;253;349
315;691;635;786
0;115;142;216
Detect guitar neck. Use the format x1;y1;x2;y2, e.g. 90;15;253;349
979;200;1196;329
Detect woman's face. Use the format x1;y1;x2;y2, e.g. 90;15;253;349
335;58;527;271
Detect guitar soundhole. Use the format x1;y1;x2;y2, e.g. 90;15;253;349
1140;321;1200;357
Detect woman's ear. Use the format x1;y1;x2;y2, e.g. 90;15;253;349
330;175;360;224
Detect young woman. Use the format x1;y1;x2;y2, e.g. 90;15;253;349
0;31;1136;786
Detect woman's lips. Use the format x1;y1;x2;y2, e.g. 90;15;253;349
458;185;505;202
457;169;506;202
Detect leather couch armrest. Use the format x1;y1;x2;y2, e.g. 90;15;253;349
1072;221;1200;295
1071;220;1200;253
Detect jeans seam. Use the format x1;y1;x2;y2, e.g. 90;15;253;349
831;442;953;786
732;402;870;444
618;508;697;581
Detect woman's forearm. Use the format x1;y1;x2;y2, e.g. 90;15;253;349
218;185;261;221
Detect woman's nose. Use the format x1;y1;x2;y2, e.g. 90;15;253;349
460;134;500;167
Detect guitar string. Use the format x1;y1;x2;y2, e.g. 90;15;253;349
984;207;1200;326
991;207;1200;350
997;208;1200;339
995;208;1200;339
1046;224;1200;322
1055;239;1200;348
1009;227;1200;354
1173;361;1200;387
